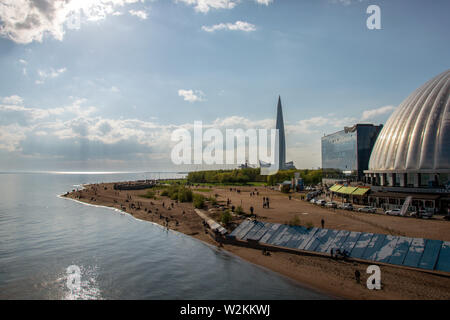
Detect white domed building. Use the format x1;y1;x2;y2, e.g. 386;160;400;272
364;69;449;213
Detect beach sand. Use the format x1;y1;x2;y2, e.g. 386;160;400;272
63;183;450;300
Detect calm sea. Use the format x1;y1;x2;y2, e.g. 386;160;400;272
0;172;328;299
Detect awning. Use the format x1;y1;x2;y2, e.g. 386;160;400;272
329;184;343;192
337;186;358;195
351;187;370;196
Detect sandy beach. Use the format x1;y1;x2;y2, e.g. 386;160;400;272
62;183;450;300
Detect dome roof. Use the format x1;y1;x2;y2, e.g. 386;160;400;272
368;69;450;173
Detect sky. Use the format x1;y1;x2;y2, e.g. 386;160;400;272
0;0;449;172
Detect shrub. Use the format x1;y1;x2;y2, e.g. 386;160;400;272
177;187;193;203
193;194;205;208
160;185;193;203
141;189;156;199
305;221;314;229
208;196;218;205
221;211;232;225
235;205;244;215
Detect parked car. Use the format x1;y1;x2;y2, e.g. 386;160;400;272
358;206;376;213
418;209;433;219
385;208;402;216
339;203;354;211
325;202;337;208
309;198;316;204
315;199;326;206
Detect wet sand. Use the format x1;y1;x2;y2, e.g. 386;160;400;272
62;183;450;300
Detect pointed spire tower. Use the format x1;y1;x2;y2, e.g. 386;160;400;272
276;95;286;170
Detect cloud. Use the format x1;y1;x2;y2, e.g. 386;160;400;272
0;98;96;125
0;124;28;152
202;21;256;32
129;9;148;20
2;95;24;105
255;0;273;5
178;89;205;103
175;0;238;13
361;105;396;121
0;0;145;44
287;115;358;135
35;67;67;84
331;0;365;5
0;96;395;170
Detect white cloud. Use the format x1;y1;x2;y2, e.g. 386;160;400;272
361;105;396;121
255;0;273;5
110;86;120;93
0;124;28;152
202;21;256;32
35;67;67;84
178;89;205;103
2;95;24;105
176;0;272;13
287;115;357;135
129;9;148;20
175;0;238;13
0;0;145;44
0;96;395;170
0;97;96;122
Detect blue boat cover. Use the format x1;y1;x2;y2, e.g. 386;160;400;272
229;221;449;273
388;237;413;265
339;231;362;254
402;238;425;268
418;239;442;270
375;235;400;263
435;241;450;273
259;223;282;244
350;233;374;258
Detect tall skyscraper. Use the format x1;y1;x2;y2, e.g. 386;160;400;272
259;96;295;174
276;96;287;170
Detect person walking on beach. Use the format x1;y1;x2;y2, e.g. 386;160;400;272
263;197;266;208
321;218;325;229
355;269;361;284
266;198;270;209
250;206;254;216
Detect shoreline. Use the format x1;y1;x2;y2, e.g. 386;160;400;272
59;194;334;299
61;182;450;300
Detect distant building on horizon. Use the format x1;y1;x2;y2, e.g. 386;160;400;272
321;123;383;183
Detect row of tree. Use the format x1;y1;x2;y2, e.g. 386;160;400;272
186;168;323;186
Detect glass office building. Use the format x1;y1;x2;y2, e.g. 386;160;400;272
321;124;382;182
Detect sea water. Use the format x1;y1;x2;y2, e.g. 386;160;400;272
0;172;328;299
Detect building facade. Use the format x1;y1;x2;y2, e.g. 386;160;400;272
364;69;449;214
321;124;382;182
